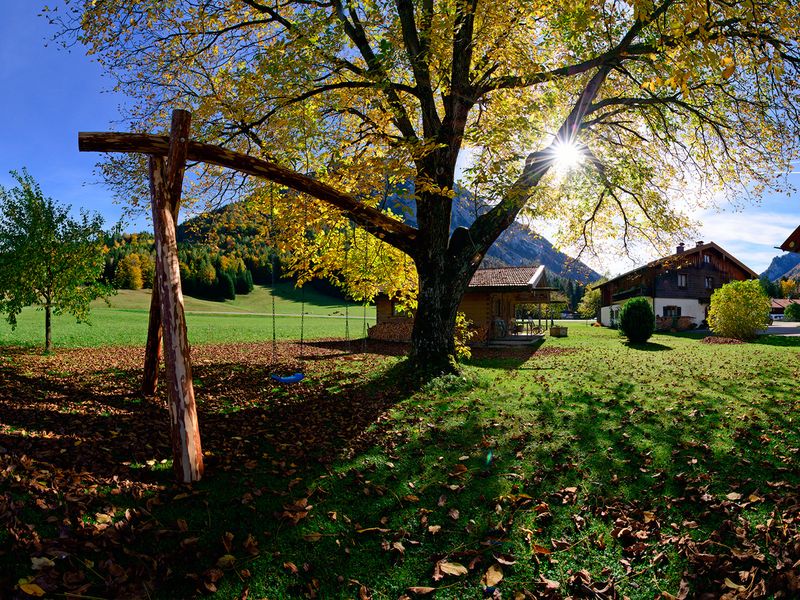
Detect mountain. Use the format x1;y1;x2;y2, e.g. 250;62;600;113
453;200;600;282
387;187;601;282
761;253;800;281
783;263;800;281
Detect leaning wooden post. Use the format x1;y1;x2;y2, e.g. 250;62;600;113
141;197;180;397
141;283;164;396
149;109;204;483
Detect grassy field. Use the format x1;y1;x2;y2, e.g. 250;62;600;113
1;325;799;598
0;284;376;348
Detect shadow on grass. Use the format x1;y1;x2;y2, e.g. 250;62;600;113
0;343;526;598
2;340;799;598
622;340;673;351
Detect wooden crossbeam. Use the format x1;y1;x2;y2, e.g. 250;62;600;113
78;131;417;250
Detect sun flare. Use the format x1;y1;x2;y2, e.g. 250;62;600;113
551;139;584;172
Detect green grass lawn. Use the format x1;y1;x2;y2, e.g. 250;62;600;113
0;284;375;348
1;324;799;598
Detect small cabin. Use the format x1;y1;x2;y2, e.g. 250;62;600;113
370;266;553;343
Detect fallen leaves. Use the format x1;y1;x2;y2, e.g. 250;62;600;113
482;564;503;586
18;581;46;597
439;561;468;577
407;585;436;595
281;498;313;524
3;336;800;599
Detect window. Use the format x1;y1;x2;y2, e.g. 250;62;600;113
705;276;713;289
677;273;687;289
663;306;681;317
704;254;711;264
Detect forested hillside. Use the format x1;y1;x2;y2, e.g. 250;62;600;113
103;203;275;300
105;198;594;308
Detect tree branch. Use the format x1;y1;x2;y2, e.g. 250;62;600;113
331;0;419;141
395;0;441;135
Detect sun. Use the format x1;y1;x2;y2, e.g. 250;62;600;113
551;139;584;172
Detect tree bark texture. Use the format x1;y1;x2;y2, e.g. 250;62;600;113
149;109;204;483
141;198;180;397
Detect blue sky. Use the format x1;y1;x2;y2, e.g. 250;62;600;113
1;4;799;276
0;4;139;227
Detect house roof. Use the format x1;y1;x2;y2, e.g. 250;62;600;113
780;225;800;253
468;265;547;290
771;298;800;309
592;242;758;289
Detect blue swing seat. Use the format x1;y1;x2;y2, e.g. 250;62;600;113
270;372;305;384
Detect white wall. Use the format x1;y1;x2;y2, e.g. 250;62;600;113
653;298;706;324
600;297;654;327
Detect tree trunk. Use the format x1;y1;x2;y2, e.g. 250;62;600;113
407;181;477;376
409;268;464;375
141;283;162;396
45;304;52;353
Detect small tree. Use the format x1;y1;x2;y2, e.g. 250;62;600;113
114;253;144;289
618;297;655;344
758;274;780;299
784;302;800;322
708;280;770;341
780;278;798;299
0;170;111;351
577;287;602;320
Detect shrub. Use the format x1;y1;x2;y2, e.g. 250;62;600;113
708;279;770;340
783;302;800;322
453;312;475;361
618;297;655;343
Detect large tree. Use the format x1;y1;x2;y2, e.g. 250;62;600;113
0;170;111;351
55;0;800;372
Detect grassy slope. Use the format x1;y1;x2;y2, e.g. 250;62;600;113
0;285;375;348
3;324;797;598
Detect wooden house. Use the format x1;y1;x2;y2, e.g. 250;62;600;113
370;266;553;343
594;241;757;329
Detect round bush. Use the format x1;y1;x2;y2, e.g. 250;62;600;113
784;302;800;322
618;297;655;343
708;279;770;340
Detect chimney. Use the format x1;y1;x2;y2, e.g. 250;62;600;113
676;242;685;254
696;240;704;247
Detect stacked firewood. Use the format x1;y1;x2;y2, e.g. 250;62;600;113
367;321;414;342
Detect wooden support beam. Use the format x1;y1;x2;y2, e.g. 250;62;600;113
141;197;181;397
78;131;417;251
149;110;204;483
141;284;163;396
